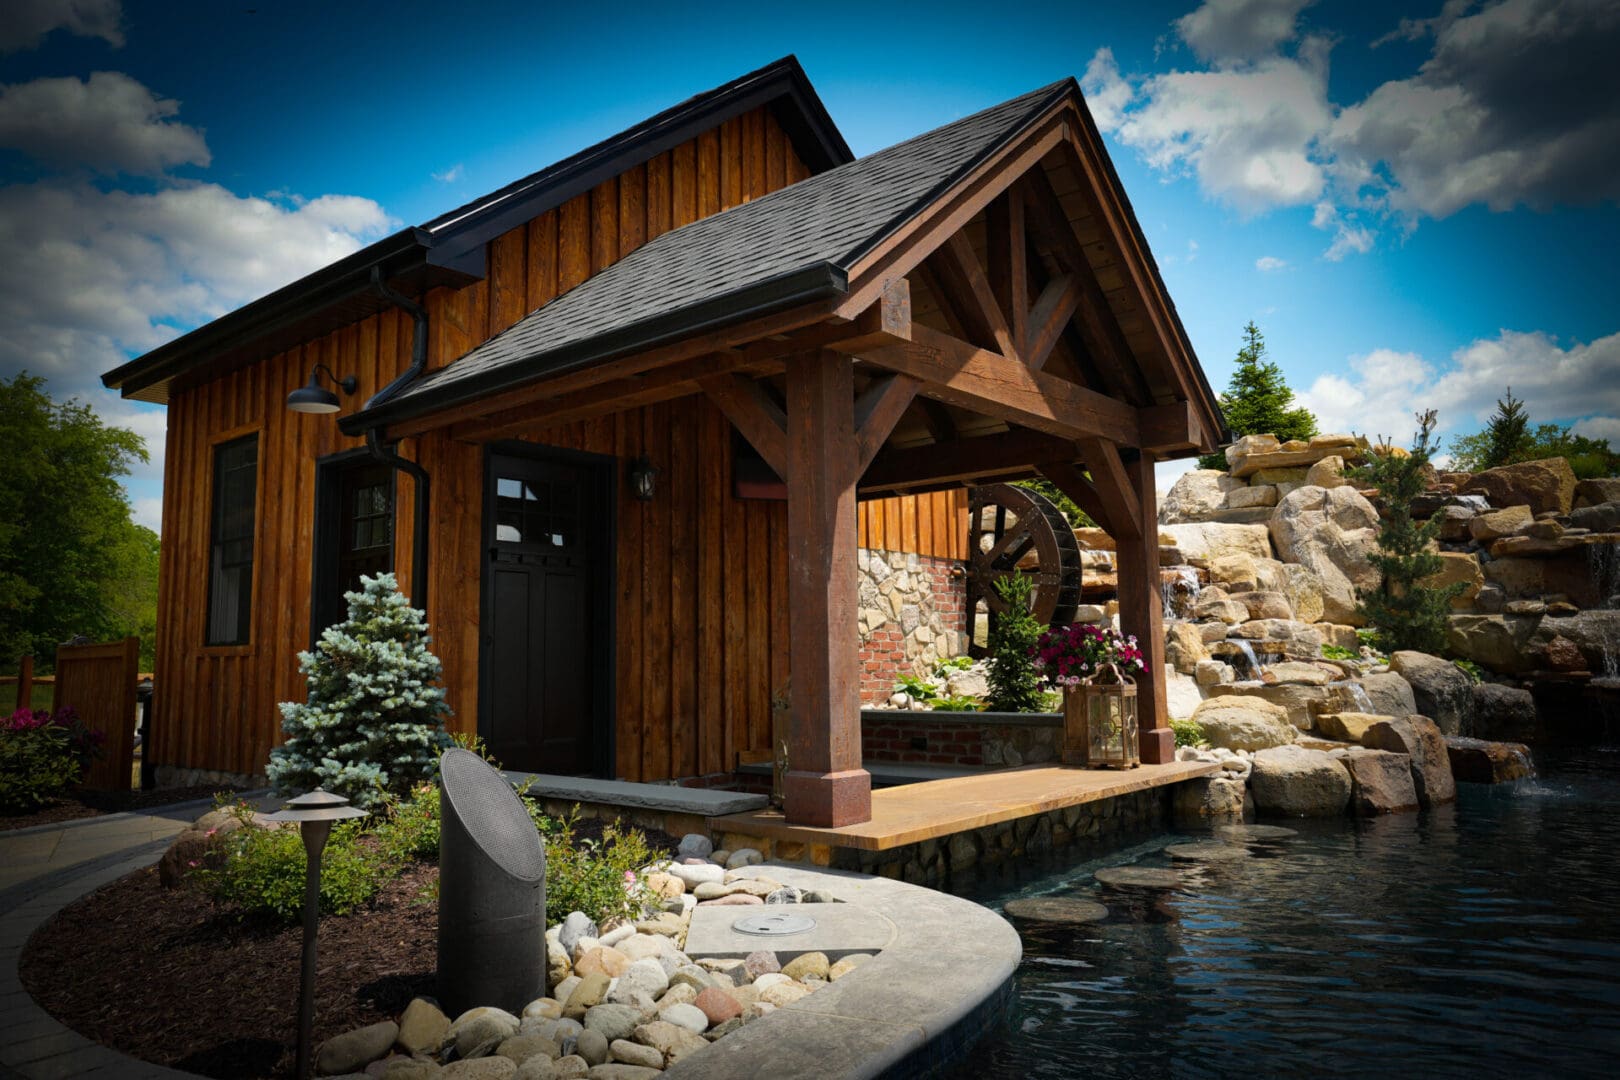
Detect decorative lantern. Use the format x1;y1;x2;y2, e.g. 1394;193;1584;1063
1062;663;1140;769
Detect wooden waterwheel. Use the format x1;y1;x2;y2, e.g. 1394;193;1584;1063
965;483;1083;653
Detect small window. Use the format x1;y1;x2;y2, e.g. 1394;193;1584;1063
206;435;258;645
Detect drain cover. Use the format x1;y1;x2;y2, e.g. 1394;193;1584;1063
733;912;817;936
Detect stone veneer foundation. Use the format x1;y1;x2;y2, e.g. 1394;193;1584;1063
857;548;969;703
717;785;1174;888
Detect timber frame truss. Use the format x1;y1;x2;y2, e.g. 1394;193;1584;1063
377;94;1224;827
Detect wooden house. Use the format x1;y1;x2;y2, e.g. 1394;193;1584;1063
103;58;1223;826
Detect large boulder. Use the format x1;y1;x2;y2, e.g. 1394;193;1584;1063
1191;696;1298;750
1468;505;1534;542
1569;502;1620;532
1445;737;1533;784
1358;671;1417;719
1340;748;1420;815
1529;610;1620;673
1388;651;1475;736
1229;433;1364;479
1575;478;1620;507
1164;621;1209;674
1227;618;1324;656
1268;486;1380;626
1207;682;1329;729
1249;745;1353;817
1159;522;1274;562
1420;551;1484;609
1172;776;1253;821
1447;615;1541;673
1461;457;1578;515
1159;470;1247;524
1362;716;1456;806
1314;711;1391;744
1280;563;1326;624
1471;683;1537;742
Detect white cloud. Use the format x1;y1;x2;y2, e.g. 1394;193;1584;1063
131;494;163;533
1088;0;1620;257
433;163;464;183
1298;329;1620;446
1255;255;1288;270
1174;0;1317;63
1572;416;1620;443
0;0;122;53
0;69;395;528
0;72;208;175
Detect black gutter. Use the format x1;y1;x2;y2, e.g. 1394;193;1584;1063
367;268;432;610
339;260;849;438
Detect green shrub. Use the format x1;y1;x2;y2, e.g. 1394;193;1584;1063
893;673;938;701
1320;644;1358;661
986;574;1045;712
931;694;983;712
377;781;441;862
1453;659;1484;684
933;656;974;674
0;707;96;813
537;808;656;926
1171;717;1207;748
198;809;391;923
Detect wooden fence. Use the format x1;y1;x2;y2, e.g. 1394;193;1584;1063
856;489;969;561
4;639;141;790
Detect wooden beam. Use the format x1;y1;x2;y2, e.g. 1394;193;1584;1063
855;323;1139;446
1111;449;1173;764
700;374;789;480
853;373;918;474
987;191;1028;358
861;428;1076;492
783;349;871;827
453;351;766;441
1024;274;1082;373
916;397;958;443
383;296;839;439
934;233;1016;359
1139;399;1202;455
1035;461;1111;534
1075;436;1142;542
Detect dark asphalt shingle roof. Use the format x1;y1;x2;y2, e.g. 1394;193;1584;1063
364;79;1072;425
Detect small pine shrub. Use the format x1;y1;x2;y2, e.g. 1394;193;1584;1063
986;573;1045;712
268;573;453;810
1354;410;1466;653
197;809;390;923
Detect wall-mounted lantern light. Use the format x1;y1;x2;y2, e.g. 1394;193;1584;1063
286;363;358;414
629;456;659;501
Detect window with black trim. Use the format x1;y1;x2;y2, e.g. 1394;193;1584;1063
206;434;257;645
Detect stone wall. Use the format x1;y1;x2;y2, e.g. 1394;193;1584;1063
154;764;265;791
857;549;970;703
717;784;1174;888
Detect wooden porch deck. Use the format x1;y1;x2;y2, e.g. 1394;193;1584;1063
709;760;1218;852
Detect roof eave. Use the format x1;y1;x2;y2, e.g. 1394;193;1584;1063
339;261;849;438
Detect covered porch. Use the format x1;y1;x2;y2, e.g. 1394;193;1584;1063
344;79;1224;828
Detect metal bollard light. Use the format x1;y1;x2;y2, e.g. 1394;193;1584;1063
437;748;547;1015
266;788;367;1080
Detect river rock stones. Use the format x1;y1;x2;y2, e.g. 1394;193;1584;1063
1250;745;1353;817
1191;696;1297;750
316;1020;399;1075
397;998;451;1055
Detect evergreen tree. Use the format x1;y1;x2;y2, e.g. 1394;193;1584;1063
1197;322;1320;469
268;573;452;808
1480;387;1531;469
986;573;1045;712
1355;410;1465;653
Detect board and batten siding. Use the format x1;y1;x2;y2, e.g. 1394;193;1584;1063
152;106;956;783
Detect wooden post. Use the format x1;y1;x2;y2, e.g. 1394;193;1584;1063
782;349;871;827
15;654;32;712
1113;450;1173;763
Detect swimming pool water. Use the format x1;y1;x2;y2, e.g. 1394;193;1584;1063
948;750;1620;1079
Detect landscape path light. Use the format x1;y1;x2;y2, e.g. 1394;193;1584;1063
266;787;367;1080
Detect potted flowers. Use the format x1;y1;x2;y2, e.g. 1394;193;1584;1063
1031;623;1147;769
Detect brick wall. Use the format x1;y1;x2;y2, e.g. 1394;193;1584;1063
861;716;986;766
857;549;969;703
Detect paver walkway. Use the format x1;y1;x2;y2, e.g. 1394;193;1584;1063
0;793;277;1080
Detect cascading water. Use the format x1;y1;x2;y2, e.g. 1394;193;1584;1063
1161;566;1201;622
1227;638;1265;680
1325;680;1377;713
1589;541;1620;611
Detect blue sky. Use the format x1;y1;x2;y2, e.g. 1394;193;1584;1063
3;0;1617;528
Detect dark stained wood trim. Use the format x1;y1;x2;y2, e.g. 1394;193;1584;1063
701;373;789;479
1035;461;1111;532
1024;274;1082;373
936;233;1015;359
986;190;1028;359
861;428;1075;492
1075;436;1142;542
1112;449;1173;763
853;374;919;474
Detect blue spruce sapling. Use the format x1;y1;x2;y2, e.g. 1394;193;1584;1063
267;572;452;808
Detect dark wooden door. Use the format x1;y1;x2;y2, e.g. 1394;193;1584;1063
481;449;611;775
312;456;394;641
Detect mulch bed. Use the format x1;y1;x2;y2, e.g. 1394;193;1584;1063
0;785;240;832
20;815;680;1079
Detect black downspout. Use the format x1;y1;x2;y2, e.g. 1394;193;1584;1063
367;267;431;610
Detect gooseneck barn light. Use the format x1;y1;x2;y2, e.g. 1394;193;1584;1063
286;363;358;414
